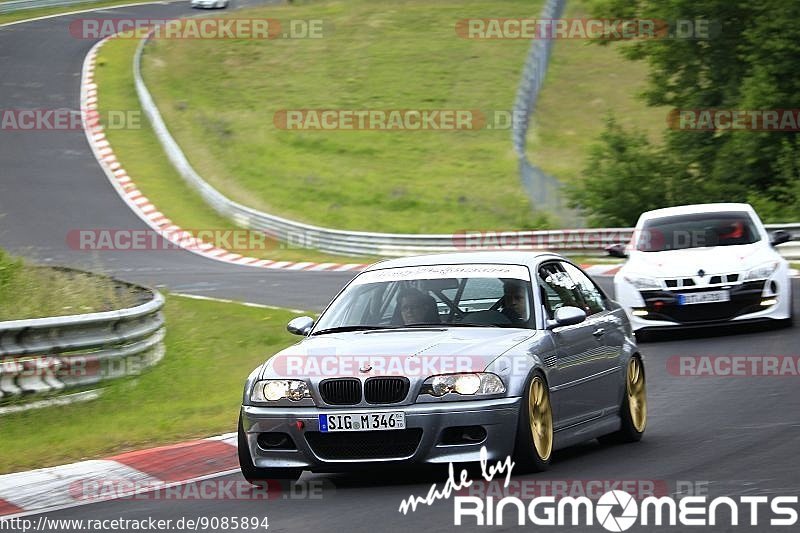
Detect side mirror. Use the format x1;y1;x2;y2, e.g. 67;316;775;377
770;230;791;247
287;316;314;336
606;243;628;258
547;306;587;329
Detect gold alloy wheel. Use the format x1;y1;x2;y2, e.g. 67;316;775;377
528;376;553;461
627;357;647;432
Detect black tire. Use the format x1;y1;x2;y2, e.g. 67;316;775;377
599;356;646;445
238;413;302;485
512;372;553;473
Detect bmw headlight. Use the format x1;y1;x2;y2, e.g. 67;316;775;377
251;380;310;402
624;275;662;290
419;373;505;397
745;262;778;281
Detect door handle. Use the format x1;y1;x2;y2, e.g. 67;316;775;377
592;328;605;337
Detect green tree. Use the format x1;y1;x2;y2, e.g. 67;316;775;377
573;0;800;224
569;118;677;226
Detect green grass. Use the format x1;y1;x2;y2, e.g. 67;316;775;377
140;0;550;233
95;36;374;264
528;0;668;186
0;294;300;474
0;249;138;320
0;0;153;26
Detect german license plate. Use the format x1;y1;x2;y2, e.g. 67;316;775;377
319;412;405;432
678;290;730;305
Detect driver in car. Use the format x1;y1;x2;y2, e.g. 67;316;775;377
397;288;440;325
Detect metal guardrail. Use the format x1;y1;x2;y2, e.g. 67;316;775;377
775;240;800;260
133;23;598;258
0;272;165;404
0;0;108;15
512;0;566;216
132;18;800;260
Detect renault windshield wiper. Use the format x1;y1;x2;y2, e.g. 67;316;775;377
311;325;400;336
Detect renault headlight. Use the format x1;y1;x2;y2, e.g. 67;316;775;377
419;373;505;397
251;380;310;402
624;275;662;290
744;262;778;281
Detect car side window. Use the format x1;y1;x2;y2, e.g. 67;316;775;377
538;262;586;319
561;262;607;316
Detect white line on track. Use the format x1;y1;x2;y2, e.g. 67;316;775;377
170;292;308;315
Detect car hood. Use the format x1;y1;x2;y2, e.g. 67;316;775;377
622;242;777;277
261;327;537;379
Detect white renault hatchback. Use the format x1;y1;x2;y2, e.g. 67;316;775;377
611;203;793;335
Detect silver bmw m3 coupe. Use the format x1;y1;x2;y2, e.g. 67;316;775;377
238;252;647;482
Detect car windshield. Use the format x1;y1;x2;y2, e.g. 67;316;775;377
312;264;535;332
636;211;761;252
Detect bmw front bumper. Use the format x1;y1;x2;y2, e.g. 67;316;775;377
241;397;520;471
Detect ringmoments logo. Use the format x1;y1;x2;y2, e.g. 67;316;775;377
398;451;799;529
452;490;799;528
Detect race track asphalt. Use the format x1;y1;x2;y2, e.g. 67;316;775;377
2;2;799;531
0;0;354;311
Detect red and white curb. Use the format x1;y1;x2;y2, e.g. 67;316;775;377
80;37;367;273
0;433;239;518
